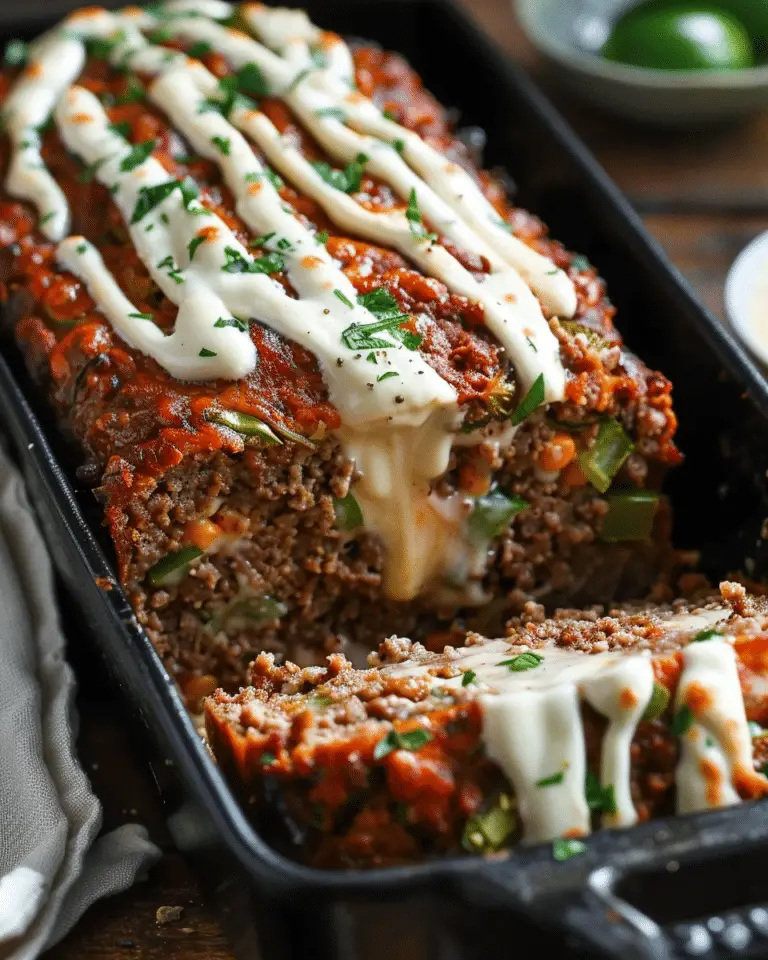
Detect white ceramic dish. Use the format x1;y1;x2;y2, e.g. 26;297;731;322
725;230;768;368
515;0;768;124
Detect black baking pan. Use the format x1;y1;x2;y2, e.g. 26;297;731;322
3;1;768;958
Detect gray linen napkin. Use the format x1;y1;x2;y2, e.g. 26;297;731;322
0;439;161;957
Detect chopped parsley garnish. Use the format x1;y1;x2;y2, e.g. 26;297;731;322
199;66;263;118
691;629;722;643
250;231;275;248
552;838;586;862
259;752;277;766
128;311;153;320
334;289;355;309
316;107;346;120
221;246;284;275
115;76;146;105
749;721;764;738
315;230;329;245
108;121;132;139
214;316;248;332
510;374;545;426
671;704;694;737
211;135;231;156
382;109;397;121
276;237;292;250
236;62;269;97
187;234;206;261
366;352;377;364
341;292;421;350
373;727;433;760
376;371;399;382
405;188;437;242
130;178;202;223
462;670;476;687
199;347;217;358
571;254;590;273
78;158;106;183
187;40;212;59
288;67;311;92
157;253;184;284
311;153;368;194
309;45;328;68
148;24;174;43
39;211;55;224
392;139;405;155
84;34;122;61
585;771;617;813
120;139;156;172
536;771;564;788
3;39;28;67
76;243;87;254
265;167;284;190
497;651;543;672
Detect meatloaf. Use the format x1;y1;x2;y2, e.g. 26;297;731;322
205;581;768;868
0;0;680;702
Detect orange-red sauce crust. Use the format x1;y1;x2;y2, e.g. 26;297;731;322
0;39;679;582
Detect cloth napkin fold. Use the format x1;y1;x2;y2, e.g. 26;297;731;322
0;439;161;959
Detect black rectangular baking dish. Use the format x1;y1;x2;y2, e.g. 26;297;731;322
4;1;768;957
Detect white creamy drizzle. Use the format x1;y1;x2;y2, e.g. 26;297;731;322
483;684;590;843
58;236;254;379
1;31;85;240
2;2;581;598
674;639;763;815
55;84;454;421
385;607;751;843
140;12;568;400
242;4;576;319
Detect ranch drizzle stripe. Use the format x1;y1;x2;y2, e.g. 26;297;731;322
387;610;768;843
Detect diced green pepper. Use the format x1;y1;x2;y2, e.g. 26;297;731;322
462;795;517;852
578;419;634;493
147;546;204;586
467;490;529;541
642;681;670;722
333;492;364;531
599;489;659;542
208;409;282;443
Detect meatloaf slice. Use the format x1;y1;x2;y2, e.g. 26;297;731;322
205;581;768;869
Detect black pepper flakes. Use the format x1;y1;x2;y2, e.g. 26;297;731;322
395;395;404;403
336;358;344;367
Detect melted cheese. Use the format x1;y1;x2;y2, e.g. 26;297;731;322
675;639;757;814
1;3;575;599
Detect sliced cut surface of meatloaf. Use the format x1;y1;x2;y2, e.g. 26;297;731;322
204;581;768;869
0;2;680;697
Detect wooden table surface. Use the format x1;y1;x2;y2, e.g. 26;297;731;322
47;0;768;957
